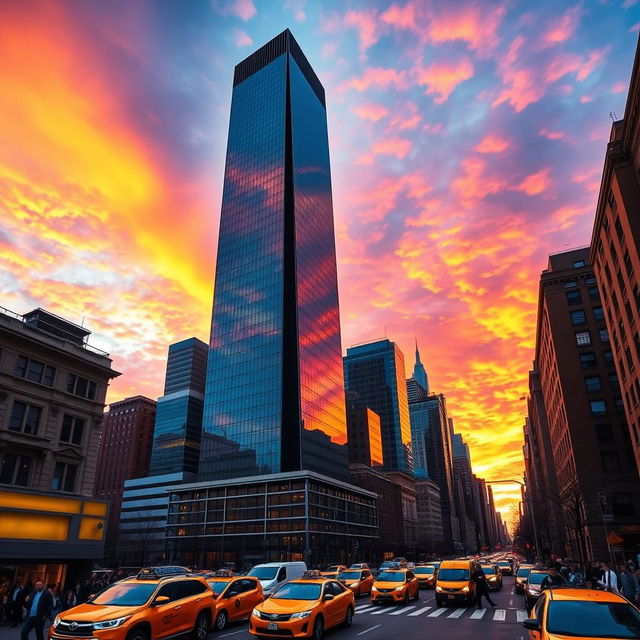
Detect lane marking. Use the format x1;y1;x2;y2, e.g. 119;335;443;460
493;608;506;621
369;606;390;615
509;599;514;607
516;610;528;622
357;624;382;636
447;608;466;618
469;608;486;619
220;631;245;638
355;605;377;613
427;608;447;617
408;606;432;616
389;606;416;615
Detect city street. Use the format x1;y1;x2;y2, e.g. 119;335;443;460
211;577;528;640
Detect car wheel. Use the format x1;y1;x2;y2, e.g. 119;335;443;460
312;615;324;640
215;609;228;632
193;612;209;640
344;607;354;627
126;628;149;640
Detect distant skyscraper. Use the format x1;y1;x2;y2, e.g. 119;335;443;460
200;29;348;481
149;337;208;476
344;339;413;474
413;340;429;393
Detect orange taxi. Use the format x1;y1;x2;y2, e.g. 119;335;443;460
523;588;640;639
205;571;263;632
320;565;346;579
249;572;355;640
337;568;374;597
413;564;437;589
371;568;420;605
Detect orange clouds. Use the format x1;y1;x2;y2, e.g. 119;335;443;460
517;169;551;196
352;102;389;121
474;134;510;153
342;66;408;92
417;57;474;103
540;5;581;46
371;137;412;158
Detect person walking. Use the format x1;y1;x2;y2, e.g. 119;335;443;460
20;581;53;640
7;577;27;627
619;565;640;602
471;567;497;609
598;561;619;594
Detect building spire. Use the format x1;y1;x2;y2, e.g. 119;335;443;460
412;338;429;394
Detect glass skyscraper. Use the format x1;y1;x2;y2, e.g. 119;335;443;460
343;339;413;474
200;29;348;481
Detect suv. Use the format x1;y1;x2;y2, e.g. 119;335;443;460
49;567;215;640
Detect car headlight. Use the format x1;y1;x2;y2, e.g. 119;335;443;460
462;586;469;593
252;609;260;618
395;586;404;591
371;586;378;592
349;584;358;589
93;616;131;630
290;611;312;619
435;586;443;592
53;616;61;629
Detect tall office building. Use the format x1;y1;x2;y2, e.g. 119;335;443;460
94;395;157;558
529;248;640;560
345;392;384;467
412;340;429;394
344;339;413;473
200;28;348;482
589;36;640;473
149;338;208;476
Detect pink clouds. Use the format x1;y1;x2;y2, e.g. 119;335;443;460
612;81;628;93
388;101;422;130
371;136;412;158
352;102;389;121
212;0;256;21
380;2;417;29
417;57;474;103
344;9;380;54
517;169;551;196
540;5;581;46
233;29;252;46
341;66;408;92
539;128;567;141
474;134;510;153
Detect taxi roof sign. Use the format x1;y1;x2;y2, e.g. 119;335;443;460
137;566;189;579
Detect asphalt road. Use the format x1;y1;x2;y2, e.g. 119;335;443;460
212;576;530;640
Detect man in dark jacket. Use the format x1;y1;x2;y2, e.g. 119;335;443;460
8;577;27;627
21;581;53;640
472;567;497;609
541;566;566;590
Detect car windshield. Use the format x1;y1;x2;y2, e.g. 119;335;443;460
207;581;230;595
414;567;435;575
376;572;405;582
528;573;549;585
517;568;532;577
326;566;341;572
498;561;510;566
547;601;640;638
91;583;157;606
272;583;322;601
248;567;278;580
438;569;469;581
482;567;497;575
338;571;362;579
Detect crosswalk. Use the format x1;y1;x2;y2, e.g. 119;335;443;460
354;603;527;623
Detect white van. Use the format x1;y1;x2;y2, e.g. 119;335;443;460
248;561;307;596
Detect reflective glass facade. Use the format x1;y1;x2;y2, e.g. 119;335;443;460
149;338;208;475
201;30;348;482
343;340;413;473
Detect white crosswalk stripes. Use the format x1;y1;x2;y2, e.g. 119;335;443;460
389;605;416;615
407;606;432;616
354;605;528;622
447;608;466;618
493;609;506;621
427;608;448;617
469;608;486;619
516;610;528;622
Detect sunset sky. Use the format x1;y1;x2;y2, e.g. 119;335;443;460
2;0;640;517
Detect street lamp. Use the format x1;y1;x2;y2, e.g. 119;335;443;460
486;477;541;564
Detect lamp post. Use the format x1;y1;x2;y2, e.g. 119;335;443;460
487;477;541;564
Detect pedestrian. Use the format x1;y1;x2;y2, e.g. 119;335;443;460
60;589;76;612
7;577;27;627
541;566;566;590
598;561;619;594
567;565;583;586
619;565;640;602
471;566;497;609
20;581;53;640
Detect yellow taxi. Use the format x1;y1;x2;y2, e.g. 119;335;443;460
249;572;354;640
320;565;346;578
523;587;640;640
205;571;264;632
371;568;420;605
413;564;438;589
435;560;477;607
480;564;503;590
337;568;374;597
49;567;215;640
515;563;534;594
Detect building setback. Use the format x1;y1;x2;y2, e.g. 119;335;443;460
345;392;383;467
0;307;118;586
589;36;640;475
94;395;157;561
344;339;413;474
529;248;640;560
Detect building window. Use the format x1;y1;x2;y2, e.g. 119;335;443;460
67;374;97;400
60;415;85;445
14;356;56;387
8;401;42;435
0;453;31;486
593;307;604;322
564;280;578;288
586;276;597;285
51;462;78;492
601;451;620;472
575;331;592;346
607;191;616;210
572;260;585;268
610;374;620;391
584;376;602;392
588;286;600;302
580;352;597;369
599;329;610;343
595;424;614;443
571;310;586;325
615;397;625;414
590;400;607;417
603;350;614;366
612;493;635;517
566;291;581;305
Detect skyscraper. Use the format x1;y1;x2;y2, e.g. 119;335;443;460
200;29;348;482
413;340;429;394
344;339;413;473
